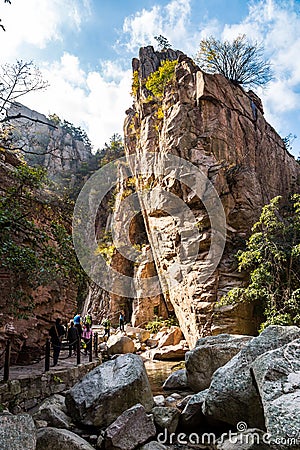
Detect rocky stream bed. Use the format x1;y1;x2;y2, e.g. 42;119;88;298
0;324;300;450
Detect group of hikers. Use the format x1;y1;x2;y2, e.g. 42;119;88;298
48;310;126;366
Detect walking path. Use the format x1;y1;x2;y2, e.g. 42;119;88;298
0;324;105;381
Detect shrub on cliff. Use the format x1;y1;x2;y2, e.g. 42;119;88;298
195;34;273;88
220;195;300;330
0;159;85;317
145;59;178;98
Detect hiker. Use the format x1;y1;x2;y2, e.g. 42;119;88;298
85;312;92;327
119;310;125;332
67;320;79;357
82;323;93;355
49;318;65;366
102;317;111;339
73;313;82;338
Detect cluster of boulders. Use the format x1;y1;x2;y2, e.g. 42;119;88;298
1;325;299;449
99;325;189;361
161;325;300;449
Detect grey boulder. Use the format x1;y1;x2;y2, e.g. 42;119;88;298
33;394;72;429
252;338;300;449
162;369;188;390
0;413;36;450
216;428;272;449
65;353;153;428
36;427;94;450
152;406;180;434
185;334;253;392
180;389;208;430
105;403;156;450
203;325;300;428
139;442;167;449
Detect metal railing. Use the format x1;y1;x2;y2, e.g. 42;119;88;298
0;332;99;381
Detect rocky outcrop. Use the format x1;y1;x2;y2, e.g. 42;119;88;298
9;103;94;180
65;353;153;428
185;334;253;391
124;46;300;347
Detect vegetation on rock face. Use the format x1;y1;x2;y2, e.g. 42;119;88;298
48;114;91;148
145;315;179;333
220;195;300;330
0;158;85;317
145;59;178;98
195;34;273;88
131;70;140;97
95;133;124;167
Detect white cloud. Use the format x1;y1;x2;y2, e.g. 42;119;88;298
23;53;132;151
0;0;91;62
121;0;197;54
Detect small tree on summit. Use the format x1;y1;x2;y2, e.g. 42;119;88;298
195;34;273;88
154;35;171;51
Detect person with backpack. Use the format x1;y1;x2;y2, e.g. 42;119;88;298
102;317;111;339
49;318;65;366
67;320;79;357
82;323;93;355
85;313;92;327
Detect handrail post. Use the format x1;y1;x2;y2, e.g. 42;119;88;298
3;339;11;382
45;338;50;372
89;337;92;362
94;332;98;358
76;337;81;365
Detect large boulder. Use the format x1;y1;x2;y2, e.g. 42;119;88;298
152;406;180;434
107;335;136;355
148;342;189;360
65;353;153;428
36;427;94;450
252;338;300;448
185;334;253;391
33;394;72;429
162;369;188;391
139;442;167;450
203;326;300;429
180;389;208;431
105;404;156;450
157;327;183;348
216;429;272;450
0;413;36;450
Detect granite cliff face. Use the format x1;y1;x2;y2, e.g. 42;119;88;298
9;103;93;181
123;46;300;347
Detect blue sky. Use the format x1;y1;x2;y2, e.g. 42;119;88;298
0;0;300;157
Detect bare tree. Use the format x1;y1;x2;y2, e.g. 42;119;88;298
0;60;49;123
195;34;273;88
